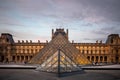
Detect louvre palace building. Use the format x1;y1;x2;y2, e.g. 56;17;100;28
0;28;120;65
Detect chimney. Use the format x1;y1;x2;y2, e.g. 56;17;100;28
30;40;32;43
46;40;48;43
26;40;28;43
52;29;54;39
100;40;102;43
96;40;98;43
18;40;20;43
66;29;68;39
38;40;40;43
72;40;74;43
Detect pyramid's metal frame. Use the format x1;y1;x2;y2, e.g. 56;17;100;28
29;33;91;72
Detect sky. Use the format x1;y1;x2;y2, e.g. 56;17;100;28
0;0;120;43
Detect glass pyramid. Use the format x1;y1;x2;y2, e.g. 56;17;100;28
30;33;91;72
36;49;81;73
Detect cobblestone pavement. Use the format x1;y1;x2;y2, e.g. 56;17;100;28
0;69;120;80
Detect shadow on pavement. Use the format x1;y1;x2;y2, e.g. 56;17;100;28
58;70;86;77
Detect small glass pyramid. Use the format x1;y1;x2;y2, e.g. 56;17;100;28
36;49;81;73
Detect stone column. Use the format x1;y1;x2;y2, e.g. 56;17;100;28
28;56;30;61
89;56;91;61
94;56;96;63
98;56;100;63
24;56;25;62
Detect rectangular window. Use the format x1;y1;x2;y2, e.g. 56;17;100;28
27;49;29;53
99;50;101;54
31;49;33;53
91;50;93;54
87;50;89;54
35;49;37;53
82;50;84;54
103;50;105;53
23;49;25;53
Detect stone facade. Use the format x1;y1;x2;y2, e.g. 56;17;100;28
0;29;120;64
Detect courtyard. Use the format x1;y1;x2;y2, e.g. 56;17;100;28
0;69;120;80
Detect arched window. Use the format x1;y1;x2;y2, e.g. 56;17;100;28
91;56;94;62
12;56;15;61
25;56;28;61
21;56;24;61
100;56;103;62
87;56;90;60
96;56;98;62
17;56;20;61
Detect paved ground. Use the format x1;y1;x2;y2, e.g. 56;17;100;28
0;69;120;80
0;64;120;80
81;64;120;68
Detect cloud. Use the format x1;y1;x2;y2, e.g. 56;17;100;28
0;0;120;43
92;23;120;35
1;0;120;24
0;27;50;42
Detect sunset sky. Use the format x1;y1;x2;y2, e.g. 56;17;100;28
0;0;120;43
